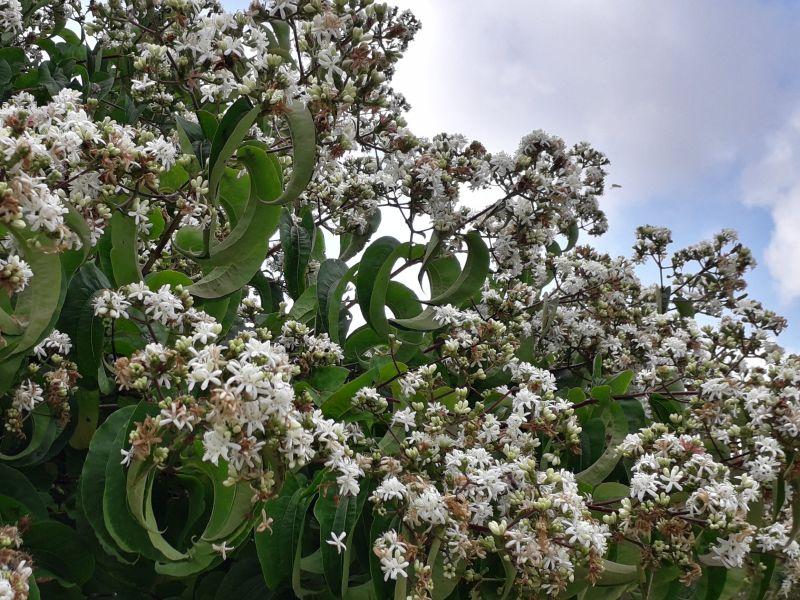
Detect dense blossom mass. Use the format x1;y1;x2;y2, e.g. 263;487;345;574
0;0;797;598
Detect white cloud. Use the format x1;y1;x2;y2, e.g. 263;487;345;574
391;0;800;219
743;111;800;303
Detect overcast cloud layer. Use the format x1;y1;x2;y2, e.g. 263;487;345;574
388;0;800;345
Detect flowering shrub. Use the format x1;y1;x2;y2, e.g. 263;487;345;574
0;0;796;598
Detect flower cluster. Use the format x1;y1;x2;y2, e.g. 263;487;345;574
0;89;172;251
2;330;77;439
617;429;760;577
0;254;31;295
359;361;606;596
0;522;33;600
100;286;360;503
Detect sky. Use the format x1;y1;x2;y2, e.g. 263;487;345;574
387;0;800;349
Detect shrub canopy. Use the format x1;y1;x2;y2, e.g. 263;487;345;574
0;1;796;599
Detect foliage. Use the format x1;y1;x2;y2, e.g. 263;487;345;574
0;0;796;599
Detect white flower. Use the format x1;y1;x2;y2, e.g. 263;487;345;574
145;136;178;170
0;0;23;32
660;466;684;493
0;578;15;600
391;408;416;432
34;329;72;358
192;320;221;345
711;532;753;569
433;304;465;326
756;523;789;552
120;447;134;466
127;198;152;231
373;476;407;502
408;487;447;526
144;285;184;324
212;541;234;560
160;402;195;431
630;471;659;501
12;380;44;413
326;531;347;554
203;428;234;465
268;0;298;19
334;456;363;497
93;289;131;319
380;554;409;581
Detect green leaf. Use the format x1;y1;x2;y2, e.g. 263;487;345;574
57;262;110;387
422;254;461;299
110;211;141;285
322;368;378;419
576;402;627;486
356;238;425;339
61;205;92;273
81;406;139;563
308;366;350;397
426;230;489;307
288;284;319;323
125;450;256;574
579;418;606;471
159;164;190;193
25;520;95;586
659;285;671;314
0;229;62;358
430;531;464;600
250;272;283;313
365;244;424;338
592;354;604;381
564;221;580;252
213;551;270;597
197;109;218;140
188;146;282;299
649;393;684;424
202;148;282;267
0;403;59;466
0;463;48;521
674;297;696;318
385;281;424;345
68;387;99;450
339;209;381;262
317;258;349;333
324;263;358;345
0;304;22;335
280;207;315;300
0;47;25;68
174;225;206;258
594;560;639;586
208;97;260;201
607;370;634;396
356;237;399;328
390;306;443;332
266;101;316;206
219;166;251;228
647;566;682;600
145;269;193;291
369;512;398;599
314;477;370;596
592;482;629;504
696;566;744;600
0;60;11;86
255;474;314;589
146;206;166;240
176;115;208;164
102;403;168;561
